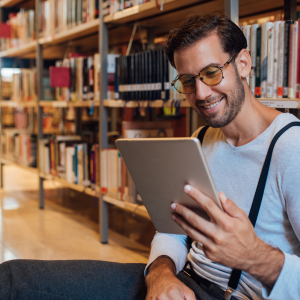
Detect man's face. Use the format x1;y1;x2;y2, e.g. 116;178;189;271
174;34;245;128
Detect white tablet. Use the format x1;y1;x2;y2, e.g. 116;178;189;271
115;138;222;235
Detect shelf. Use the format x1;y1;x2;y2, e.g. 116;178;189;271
0;0;24;7
104;0;203;24
39;172;99;196
259;98;300;109
39;100;99;108
0;158;37;173
0;101;37;108
0;40;37;58
103;99;190;108
103;195;150;220
39;19;100;46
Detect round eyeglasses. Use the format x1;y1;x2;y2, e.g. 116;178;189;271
171;53;237;94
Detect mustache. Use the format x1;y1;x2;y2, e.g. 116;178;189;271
195;95;225;107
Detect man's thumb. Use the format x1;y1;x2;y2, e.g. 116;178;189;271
219;192;242;218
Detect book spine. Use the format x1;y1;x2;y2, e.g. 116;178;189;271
273;21;281;98
293;22;298;99
243;25;251;85
255;26;262;98
278;21;285;98
267;24;274;98
261;22;270;98
283;20;294;98
250;24;258;95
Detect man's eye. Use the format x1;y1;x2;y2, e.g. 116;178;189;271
181;78;194;86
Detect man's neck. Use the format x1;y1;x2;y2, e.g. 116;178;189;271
221;89;282;147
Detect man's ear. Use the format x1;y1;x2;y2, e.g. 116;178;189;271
235;49;251;79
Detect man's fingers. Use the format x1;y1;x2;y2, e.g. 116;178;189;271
184;185;224;222
219;192;247;219
172;213;214;248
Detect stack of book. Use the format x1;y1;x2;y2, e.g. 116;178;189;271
103;0;153;16
11;69;37;102
40;0;99;37
100;121;174;203
116;49;182;102
242;20;300;99
0;10;35;51
50;53;119;101
39;136;92;187
1;129;37;167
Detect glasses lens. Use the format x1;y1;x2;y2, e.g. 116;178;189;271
200;67;223;85
174;75;195;94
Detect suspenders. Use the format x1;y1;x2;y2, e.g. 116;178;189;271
196;122;300;300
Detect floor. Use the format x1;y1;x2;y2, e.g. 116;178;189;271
0;165;151;265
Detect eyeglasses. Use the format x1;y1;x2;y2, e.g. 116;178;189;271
171;53;237;94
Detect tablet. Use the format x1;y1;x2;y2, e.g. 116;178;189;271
116;138;222;235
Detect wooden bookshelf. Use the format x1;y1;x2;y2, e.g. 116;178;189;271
0;0;24;8
0;40;37;58
103;195;150;220
39;19;100;46
259;98;300;109
39;100;99;108
103;99;190;108
39;172;99;196
0;158;37;173
0;101;37;108
104;0;202;24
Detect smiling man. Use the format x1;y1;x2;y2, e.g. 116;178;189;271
145;14;300;300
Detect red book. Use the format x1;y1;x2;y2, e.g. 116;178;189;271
50;67;70;88
0;23;11;38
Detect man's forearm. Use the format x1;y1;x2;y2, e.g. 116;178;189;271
146;255;176;284
247;241;285;287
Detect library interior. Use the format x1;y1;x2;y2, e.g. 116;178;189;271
0;0;300;298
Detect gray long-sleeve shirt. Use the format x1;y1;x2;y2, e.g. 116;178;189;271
146;113;300;300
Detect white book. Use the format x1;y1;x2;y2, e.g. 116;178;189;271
273;21;281;98
250;24;259;95
277;21;285;98
261;22;273;98
101;150;108;193
288;23;298;98
293;22;298;99
66;146;75;183
243;25;251;85
267;24;274;98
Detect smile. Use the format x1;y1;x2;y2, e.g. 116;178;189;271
203;98;223;109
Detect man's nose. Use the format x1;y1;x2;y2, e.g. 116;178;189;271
195;77;213;101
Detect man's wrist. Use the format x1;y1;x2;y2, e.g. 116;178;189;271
247;240;285;287
146;255;176;284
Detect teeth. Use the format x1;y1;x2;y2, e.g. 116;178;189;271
204;100;221;109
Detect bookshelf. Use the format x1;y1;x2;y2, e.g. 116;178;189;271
0;0;299;245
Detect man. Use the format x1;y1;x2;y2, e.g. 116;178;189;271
0;14;299;300
145;14;300;300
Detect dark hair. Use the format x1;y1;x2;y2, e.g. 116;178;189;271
164;14;247;68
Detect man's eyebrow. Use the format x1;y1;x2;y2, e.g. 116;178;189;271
178;62;221;77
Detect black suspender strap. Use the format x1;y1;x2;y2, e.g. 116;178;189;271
196;122;300;299
225;121;300;299
197;125;210;144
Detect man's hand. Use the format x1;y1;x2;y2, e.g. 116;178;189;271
146;256;196;300
171;185;284;287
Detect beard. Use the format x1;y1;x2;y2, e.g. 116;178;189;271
194;66;245;128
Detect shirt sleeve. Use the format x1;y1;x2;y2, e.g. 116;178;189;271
262;146;300;299
145;233;189;276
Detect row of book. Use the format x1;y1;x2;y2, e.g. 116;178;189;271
0;10;35;51
11;69;37;102
242;20;300;98
40;0;99;37
115;49;182;101
1;130;37;168
103;0;152;16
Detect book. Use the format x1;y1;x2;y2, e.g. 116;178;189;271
255;26;262;98
277;21;285;98
273;21;281;98
266;23;274;98
250;24;259;95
